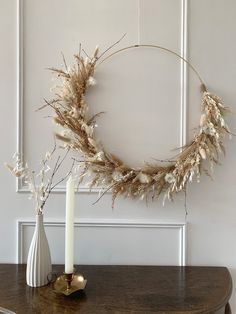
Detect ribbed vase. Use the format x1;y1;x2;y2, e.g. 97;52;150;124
26;213;52;287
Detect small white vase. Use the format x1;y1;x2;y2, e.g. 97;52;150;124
26;213;52;287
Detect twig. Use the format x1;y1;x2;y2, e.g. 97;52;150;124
184;188;188;221
92;183;117;205
46;155;61;193
96;33;126;61
55;148;70;173
51;158;75;190
43;115;53;119
87;111;106;125
82;49;92;61
71;157;85;163
41;148;72;208
151;157;176;163
36;103;49;112
61;52;68;71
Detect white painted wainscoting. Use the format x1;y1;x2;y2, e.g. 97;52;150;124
17;220;186;266
1;0;236;312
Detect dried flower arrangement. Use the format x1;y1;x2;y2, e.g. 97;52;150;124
5;144;74;214
44;43;233;207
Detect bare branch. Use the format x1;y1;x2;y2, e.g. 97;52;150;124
97;33;126;61
92;183;117;205
61;52;68;71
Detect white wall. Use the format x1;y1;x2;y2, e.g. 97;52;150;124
0;0;235;311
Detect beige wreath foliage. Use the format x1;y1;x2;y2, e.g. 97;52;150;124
46;45;232;207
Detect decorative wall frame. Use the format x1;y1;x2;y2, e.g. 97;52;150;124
16;0;189;193
17;219;187;266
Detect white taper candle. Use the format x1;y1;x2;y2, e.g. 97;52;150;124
65;176;75;274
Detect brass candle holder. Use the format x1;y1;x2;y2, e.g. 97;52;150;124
53;271;87;296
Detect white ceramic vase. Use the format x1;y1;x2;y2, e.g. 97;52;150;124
26;213;52;287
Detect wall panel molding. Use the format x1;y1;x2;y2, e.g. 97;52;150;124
16;0;24;192
16;0;189;193
17;219;187;266
180;0;188;148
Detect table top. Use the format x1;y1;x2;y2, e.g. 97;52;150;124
0;264;232;314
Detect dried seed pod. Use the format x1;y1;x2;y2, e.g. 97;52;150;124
137;172;152;184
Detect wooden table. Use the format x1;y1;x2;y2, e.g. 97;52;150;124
0;265;232;314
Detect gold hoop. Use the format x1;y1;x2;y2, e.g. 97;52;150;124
48;44;231;207
98;44;205;88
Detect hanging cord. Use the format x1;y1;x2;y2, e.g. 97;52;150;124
137;0;141;45
97;44;206;90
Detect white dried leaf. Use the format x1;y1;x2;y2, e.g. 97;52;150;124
94;45;99;58
88;137;97;148
137;172;152;184
199;147;206;160
112;170;123;182
200;114;207;127
87;76;96;86
165;173;176;184
95;151;105;161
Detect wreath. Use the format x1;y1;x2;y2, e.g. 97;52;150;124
45;43;232;207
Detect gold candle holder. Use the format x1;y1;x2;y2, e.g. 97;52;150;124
53;271;87;296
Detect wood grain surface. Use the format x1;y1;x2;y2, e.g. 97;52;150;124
0;265;232;314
